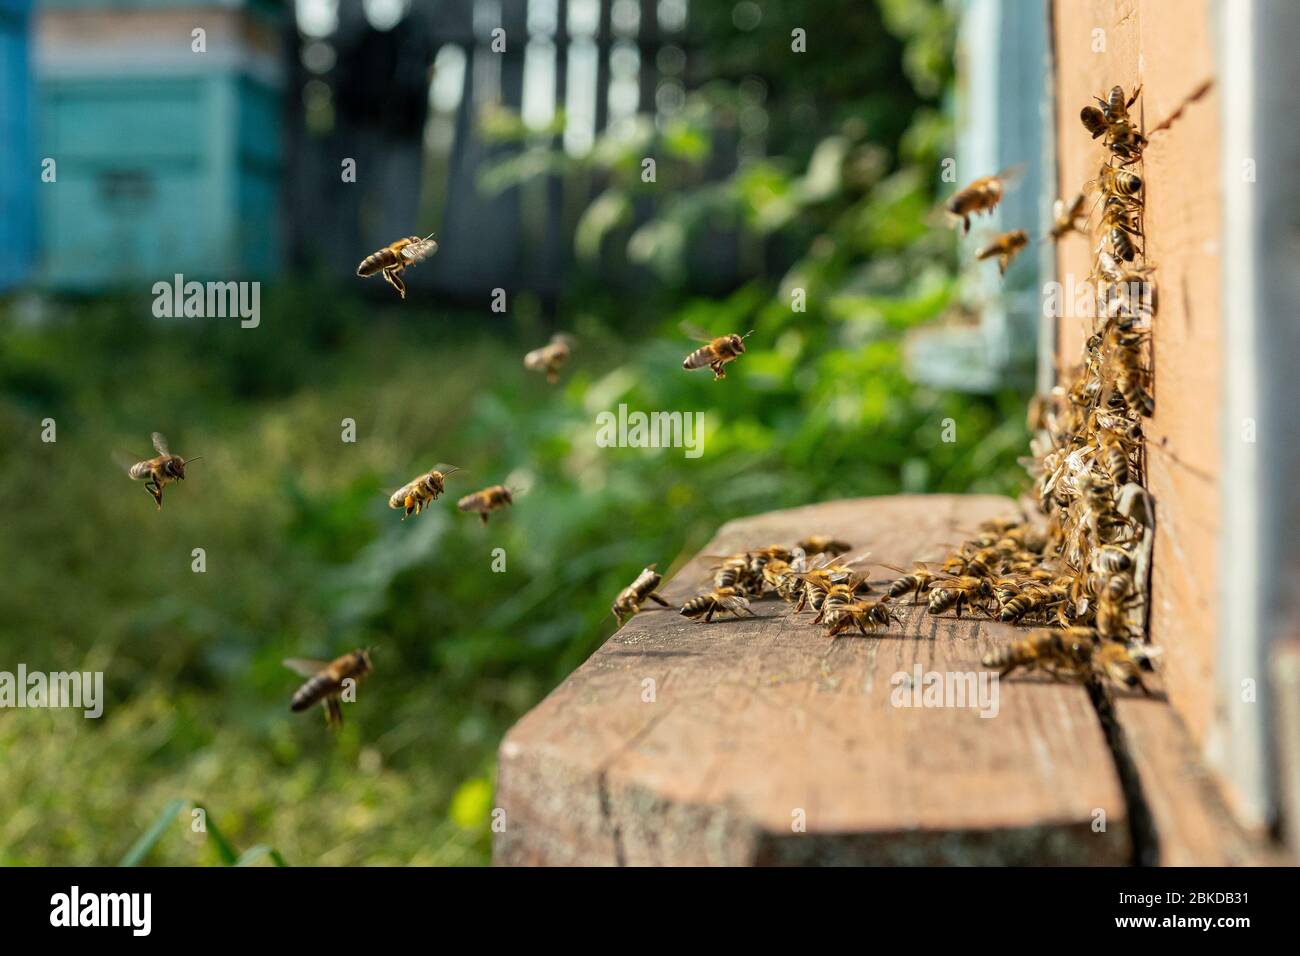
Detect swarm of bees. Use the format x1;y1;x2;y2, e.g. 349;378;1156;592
920;83;1160;695
356;234;438;299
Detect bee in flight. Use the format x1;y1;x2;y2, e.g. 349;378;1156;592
680;586;756;624
976;229;1030;275
458;484;514;525
356;234;438;299
124;432;200;510
681;323;753;381
388;465;461;519
1049;193;1088;241
943;166;1022;234
611;564;672;624
284;649;373;727
523;333;575;384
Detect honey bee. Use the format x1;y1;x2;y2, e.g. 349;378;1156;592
944;166;1022;235
997;578;1071;623
791;557;871;613
1104;329;1154;416
1091;164;1143;201
679;586;756;623
284;649;373;727
983;627;1096;680
927;576;993;618
1097;430;1134;485
457;485;514;525
795;535;852;557
1100;84;1141;124
681;324;754;380
823;597;900;638
1094;640;1158;694
523;333;575;384
1093;85;1146;162
761;558;805;602
611;565;671;624
1080;105;1110;140
356;234;438;299
1079;476;1134;543
713;554;759;595
1049;193;1088;241
1092;544;1133;574
388;465;461;518
126;432;200;510
975;229;1030;275
882;563;941;602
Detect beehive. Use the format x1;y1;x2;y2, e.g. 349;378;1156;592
33;0;285;287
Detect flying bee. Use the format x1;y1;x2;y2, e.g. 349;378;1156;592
1049;193;1088;241
883;562;940;603
457;485;514;525
356;234;438;299
284;649;373;727
125;432;200;510
679;586;756;624
523;333;575;384
388;465;461;518
824;597;900;638
794;535;852;558
681;324;754;380
611;565;671;624
975;230;1029;276
982;627;1098;682
943;166;1023;235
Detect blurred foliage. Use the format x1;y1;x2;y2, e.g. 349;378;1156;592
0;0;1027;866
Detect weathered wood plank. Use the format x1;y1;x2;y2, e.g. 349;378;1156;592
494;494;1133;865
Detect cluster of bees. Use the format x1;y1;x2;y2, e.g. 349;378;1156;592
926;83;1159;695
613;536;905;639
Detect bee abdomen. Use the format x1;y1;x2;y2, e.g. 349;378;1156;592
128;461;153;479
356;249;398;277
291;675;336;712
683;347;711;370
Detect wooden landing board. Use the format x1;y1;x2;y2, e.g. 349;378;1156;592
494;494;1135;865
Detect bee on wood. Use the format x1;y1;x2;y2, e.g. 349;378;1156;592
791;556;871;613
356;234;438;299
1078;476;1134;543
1050;193;1088;241
1096;430;1135;485
284;649;373;727
761;558;805;603
680;586;756;623
823;597;900;638
882;562;941;603
388;465;461;518
944;166;1022;235
611;565;671;624
1080;104;1110;140
1092;85;1146;163
523;333;575;384
976;229;1030;275
1103;329;1154;416
681;323;754;380
457;485;514;525
811;579;871;625
1091;164;1143;202
997;578;1071;623
1092;544;1133;575
125;432;200;510
794;535;852;558
713;554;760;595
927;576;993;618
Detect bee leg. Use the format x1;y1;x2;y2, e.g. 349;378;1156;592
703;603;717;624
145;481;163;510
648;593;671;608
480;512;489;526
382;268;407;299
324;697;343;727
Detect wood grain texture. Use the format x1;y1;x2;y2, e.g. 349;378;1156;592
494;495;1134;865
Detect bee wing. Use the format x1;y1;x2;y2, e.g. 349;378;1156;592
151;432;170;456
717;593;754;614
679;321;715;343
994;163;1026;187
283;658;330;678
401;236;438;261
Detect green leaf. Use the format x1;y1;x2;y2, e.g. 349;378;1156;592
118;798;188;867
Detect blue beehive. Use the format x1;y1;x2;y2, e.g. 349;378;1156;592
0;0;35;292
34;0;285;288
